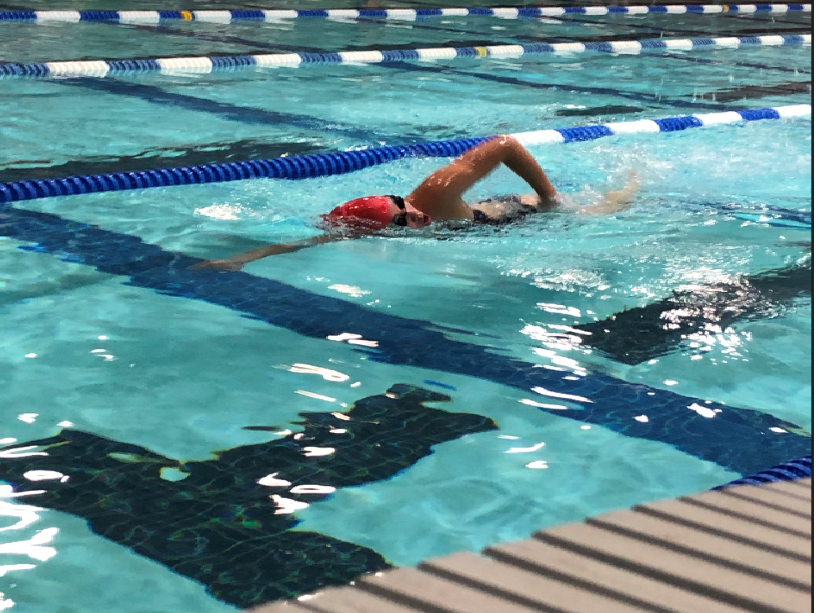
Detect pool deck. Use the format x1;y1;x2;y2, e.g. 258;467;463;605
250;478;812;613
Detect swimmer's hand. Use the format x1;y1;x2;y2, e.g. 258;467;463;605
533;191;562;212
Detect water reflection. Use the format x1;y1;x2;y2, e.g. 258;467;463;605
1;563;36;577
0;498;42;533
0;384;496;608
0;486;58;593
0;529;58;562
288;363;350;382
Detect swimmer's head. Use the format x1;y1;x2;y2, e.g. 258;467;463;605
324;195;431;230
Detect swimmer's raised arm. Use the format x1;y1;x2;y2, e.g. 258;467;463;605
191;139;577;272
406;136;560;220
191;233;349;271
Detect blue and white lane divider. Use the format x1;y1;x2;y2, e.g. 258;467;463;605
0;4;811;23
0;105;810;205
0;33;810;78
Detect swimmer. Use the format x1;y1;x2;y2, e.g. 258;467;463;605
193;136;638;271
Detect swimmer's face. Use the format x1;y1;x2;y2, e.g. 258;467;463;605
391;201;431;229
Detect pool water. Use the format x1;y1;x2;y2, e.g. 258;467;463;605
0;4;812;612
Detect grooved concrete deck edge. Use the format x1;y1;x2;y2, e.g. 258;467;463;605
248;478;812;613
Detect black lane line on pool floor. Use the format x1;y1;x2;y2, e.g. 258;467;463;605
725;12;814;28
574;257;813;365
656;52;811;75
0;138;330;183
657;52;811;75
0;384;497;608
351;12;724;42
168;12;812;47
697;80;812;103
4;10;807;181
30;7;812;46
383;58;813;114
132;24;813;54
7;41;798;183
118;20;324;54
383;60;741;113
0;203;810;477
55;77;426;145
546;11;813;41
7;59;808;184
76;15;560;60
11;11;809;63
6;71;812;183
112;18;814;78
0;20;421;181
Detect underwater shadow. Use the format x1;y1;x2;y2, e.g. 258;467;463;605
0;384;497;608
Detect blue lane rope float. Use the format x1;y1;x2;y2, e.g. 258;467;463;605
714;454;811;489
0;104;810;205
0;33;811;79
0;4;811;23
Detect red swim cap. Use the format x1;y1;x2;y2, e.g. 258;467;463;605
324;196;396;229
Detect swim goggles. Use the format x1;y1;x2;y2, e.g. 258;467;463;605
389;195;408;226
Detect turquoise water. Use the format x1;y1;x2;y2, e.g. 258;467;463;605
0;8;813;612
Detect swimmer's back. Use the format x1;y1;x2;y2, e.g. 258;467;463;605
470;194;541;225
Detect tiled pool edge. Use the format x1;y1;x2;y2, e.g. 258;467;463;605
251;475;812;612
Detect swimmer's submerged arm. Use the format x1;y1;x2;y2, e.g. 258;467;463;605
406;136;560;219
191;233;347;271
576;172;640;215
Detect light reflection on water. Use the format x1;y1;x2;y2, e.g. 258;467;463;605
287;363;350;382
0;485;59;600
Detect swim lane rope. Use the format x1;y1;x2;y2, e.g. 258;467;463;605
0;33;810;78
0;3;810;23
0;105;810;205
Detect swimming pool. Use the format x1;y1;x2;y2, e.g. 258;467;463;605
0;3;812;611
